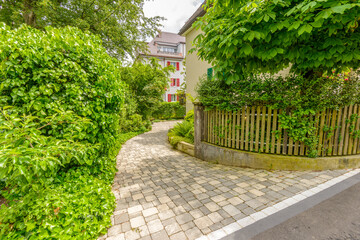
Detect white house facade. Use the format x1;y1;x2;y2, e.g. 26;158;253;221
139;32;186;102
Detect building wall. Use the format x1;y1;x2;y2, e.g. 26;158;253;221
184;28;211;113
160;57;185;102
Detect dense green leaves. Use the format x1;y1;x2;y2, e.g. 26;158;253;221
194;0;360;83
152;102;186;120
121;59;172;120
0;0;162;59
0;24;145;239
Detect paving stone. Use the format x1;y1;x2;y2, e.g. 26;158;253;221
142;207;158;218
148;219;164;234
115;213;129;225
185;227;203;239
170;232;187;240
176;213;194;225
194;216;213;229
151;230;169;240
130;216;145;228
108;225;122;236
164;221;182;235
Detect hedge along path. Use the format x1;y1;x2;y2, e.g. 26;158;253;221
203;105;360;157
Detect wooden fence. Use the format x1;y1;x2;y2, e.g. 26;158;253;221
202;105;360;157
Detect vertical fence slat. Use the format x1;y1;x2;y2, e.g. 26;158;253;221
260;106;266;153
338;106;348;155
344;104;353;155
328;109;337;156
245;107;250;151
236;110;241;149
219;110;225;146
322;109;331;157
225;111;229;147
271;109;277;153
276;109;283;154
255;106;261;152
293;141;299;155
348;105;357;155
250;107;255;152
353;105;360;154
333;108;342;155
282;109;290;155
232;111;236;149
317;111;326;156
212;109;214;144
265;108;272;153
217;108;221;145
240;107;246;150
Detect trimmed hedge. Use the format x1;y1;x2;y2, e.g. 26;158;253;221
152;102;186;120
0;23;138;239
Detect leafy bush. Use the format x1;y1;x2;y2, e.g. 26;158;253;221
194;0;360;84
0;24;144;238
152;102;186;120
197;72;360;111
168;111;195;147
121;59;172;120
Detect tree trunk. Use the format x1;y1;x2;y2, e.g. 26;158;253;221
24;0;37;27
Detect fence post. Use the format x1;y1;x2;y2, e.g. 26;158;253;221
194;103;204;158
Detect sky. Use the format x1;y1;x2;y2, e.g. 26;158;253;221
143;0;204;34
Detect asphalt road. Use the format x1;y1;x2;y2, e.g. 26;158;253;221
253;182;360;240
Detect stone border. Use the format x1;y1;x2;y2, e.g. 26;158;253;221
197;142;360;171
195;169;360;240
176;141;195;157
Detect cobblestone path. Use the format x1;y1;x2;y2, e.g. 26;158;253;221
100;121;350;240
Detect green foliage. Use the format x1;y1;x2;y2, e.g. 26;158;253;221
184;110;194;123
0;24;147;238
1;167;115;240
197;72;360;157
194;0;360;84
0;0;163;59
152;102;186;120
197;73;360;111
121;59;173;120
168;111;195;147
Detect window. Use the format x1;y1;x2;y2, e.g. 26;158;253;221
170;78;180;87
158;46;177;53
167;61;180;71
167;94;178;102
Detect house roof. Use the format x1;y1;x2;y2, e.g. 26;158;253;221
140;32;185;58
178;2;206;35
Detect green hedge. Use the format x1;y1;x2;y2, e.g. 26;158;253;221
152;102;186;120
0;23;136;239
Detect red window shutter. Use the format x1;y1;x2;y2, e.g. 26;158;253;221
176;62;180;70
177;95;179;101
168;94;171;102
170;78;174;86
167;61;170;66
177;79;180;87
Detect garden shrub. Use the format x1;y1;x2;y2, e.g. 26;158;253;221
0;23;142;239
120;59;172;120
168;110;195;147
194;0;360;157
152;102;186;120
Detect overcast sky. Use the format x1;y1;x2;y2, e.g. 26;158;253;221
143;0;204;34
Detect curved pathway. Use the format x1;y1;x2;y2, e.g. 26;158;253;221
99;121;353;240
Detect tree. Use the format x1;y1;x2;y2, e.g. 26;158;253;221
120;58;173;120
194;0;360;84
0;0;162;59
